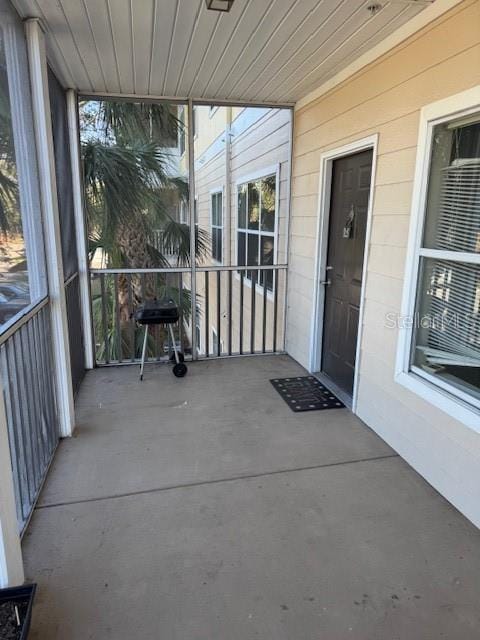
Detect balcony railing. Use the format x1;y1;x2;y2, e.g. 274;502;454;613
90;265;287;366
0;299;59;532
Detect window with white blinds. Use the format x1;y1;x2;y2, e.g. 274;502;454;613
411;114;480;405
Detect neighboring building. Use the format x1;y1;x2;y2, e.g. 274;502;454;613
180;105;291;356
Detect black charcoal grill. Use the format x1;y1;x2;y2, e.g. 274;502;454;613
134;298;187;380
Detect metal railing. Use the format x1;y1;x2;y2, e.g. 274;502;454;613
91;269;188;365
90;265;287;366
196;265;286;358
0;299;59;532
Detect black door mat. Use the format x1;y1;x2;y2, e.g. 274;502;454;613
270;376;345;412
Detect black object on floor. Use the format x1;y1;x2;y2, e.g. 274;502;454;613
0;584;36;640
270;376;344;412
133;298;187;380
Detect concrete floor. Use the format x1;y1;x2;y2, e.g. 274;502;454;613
23;355;480;639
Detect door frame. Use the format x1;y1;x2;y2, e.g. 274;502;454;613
309;134;378;412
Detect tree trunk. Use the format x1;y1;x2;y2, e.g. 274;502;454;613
115;223;164;359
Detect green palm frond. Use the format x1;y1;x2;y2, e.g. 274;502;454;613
82;141;169;219
0;168;18;235
0;63;20;236
101;101;181;147
82;98;198;356
81;122;190;270
158;219;210;266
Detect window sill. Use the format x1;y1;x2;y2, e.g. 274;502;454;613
395;370;480;434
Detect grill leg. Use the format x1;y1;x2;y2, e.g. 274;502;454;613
168;324;179;364
140;324;149;381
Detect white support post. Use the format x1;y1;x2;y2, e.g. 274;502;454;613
187;99;198;359
66;89;94;370
225;107;232;266
25;19;75;437
0;379;24;588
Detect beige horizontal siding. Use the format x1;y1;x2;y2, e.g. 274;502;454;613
375;147;417;186
369;215;410;248
294;45;480;157
363;272;404;311
373;182;413;216
230;110;289;160
287;0;480;527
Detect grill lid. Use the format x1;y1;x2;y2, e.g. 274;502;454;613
134;298;179;324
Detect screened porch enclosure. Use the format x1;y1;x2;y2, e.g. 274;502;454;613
0;6;78;540
0;7;294;553
0;2;479;638
82;99;292;367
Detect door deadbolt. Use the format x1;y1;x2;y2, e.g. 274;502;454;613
321;265;332;285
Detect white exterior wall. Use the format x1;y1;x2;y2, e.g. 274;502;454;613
287;0;480;527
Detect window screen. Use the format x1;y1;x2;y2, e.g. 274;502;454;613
48;67;78;281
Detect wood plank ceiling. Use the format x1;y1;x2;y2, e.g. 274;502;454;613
11;0;432;103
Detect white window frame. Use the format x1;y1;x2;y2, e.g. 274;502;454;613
210;186;224;265
395;86;480;433
235;164;280;297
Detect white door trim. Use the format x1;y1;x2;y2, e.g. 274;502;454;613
309;134;378;413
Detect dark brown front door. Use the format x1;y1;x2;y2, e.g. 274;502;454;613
321;149;373;396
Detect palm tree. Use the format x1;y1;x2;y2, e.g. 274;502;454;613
0;56;30;293
0;60;21;238
80;99;207;361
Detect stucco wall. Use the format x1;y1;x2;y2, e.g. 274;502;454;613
287;0;480;526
